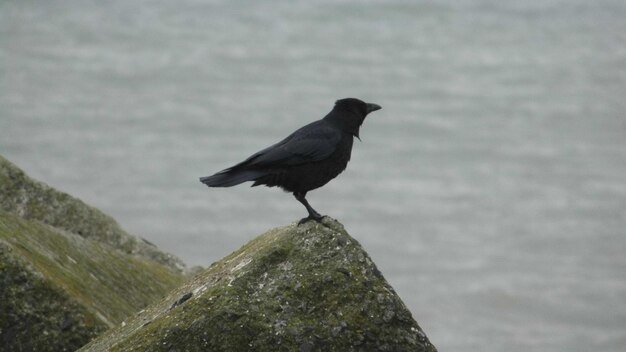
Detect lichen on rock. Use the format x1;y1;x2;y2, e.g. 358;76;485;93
81;219;437;352
0;241;106;352
0;155;184;272
0;156;187;351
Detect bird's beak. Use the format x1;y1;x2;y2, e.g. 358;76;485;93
366;103;382;114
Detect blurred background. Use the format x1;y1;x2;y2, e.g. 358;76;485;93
2;0;625;351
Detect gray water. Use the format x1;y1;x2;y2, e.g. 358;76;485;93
2;0;626;350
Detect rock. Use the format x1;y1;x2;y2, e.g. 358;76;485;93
0;156;187;350
0;155;185;272
80;219;437;352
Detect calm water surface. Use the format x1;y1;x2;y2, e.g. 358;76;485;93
2;1;626;351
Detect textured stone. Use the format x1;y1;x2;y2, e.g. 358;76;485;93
0;156;186;351
81;219;437;352
0;155;184;272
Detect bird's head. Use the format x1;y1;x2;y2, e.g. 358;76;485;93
328;98;382;140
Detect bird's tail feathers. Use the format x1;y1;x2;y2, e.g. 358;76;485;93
200;169;265;187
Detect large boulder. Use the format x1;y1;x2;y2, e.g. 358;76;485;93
81;219;436;352
0;156;186;351
0;155;184;272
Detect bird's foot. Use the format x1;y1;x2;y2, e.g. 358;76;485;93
298;214;325;226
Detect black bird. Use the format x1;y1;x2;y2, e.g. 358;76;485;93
200;98;381;224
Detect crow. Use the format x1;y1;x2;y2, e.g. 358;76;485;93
200;98;381;224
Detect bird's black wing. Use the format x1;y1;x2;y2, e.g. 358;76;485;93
200;120;341;187
240;120;342;168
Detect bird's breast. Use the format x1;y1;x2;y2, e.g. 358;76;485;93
268;134;354;193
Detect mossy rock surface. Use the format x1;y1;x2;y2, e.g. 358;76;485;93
0;156;187;351
0;211;186;351
0;155;184;272
0;241;105;352
81;219;437;352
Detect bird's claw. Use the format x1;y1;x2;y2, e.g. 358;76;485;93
298;215;325;226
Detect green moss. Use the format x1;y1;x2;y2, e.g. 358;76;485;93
0;155;189;350
0;155;184;272
0;211;185;326
82;219;436;352
0;210;186;350
0;242;105;351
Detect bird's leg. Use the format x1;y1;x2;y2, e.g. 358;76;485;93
294;192;324;225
